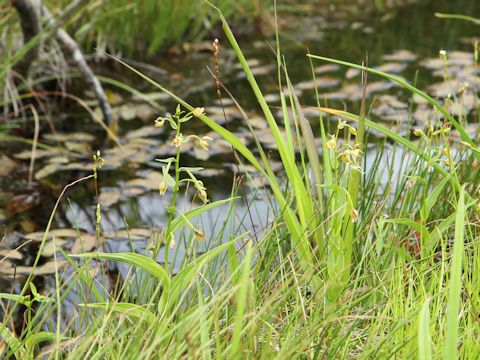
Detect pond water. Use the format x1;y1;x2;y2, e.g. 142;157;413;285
0;0;479;299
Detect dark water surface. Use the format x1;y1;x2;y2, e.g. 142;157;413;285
0;0;479;295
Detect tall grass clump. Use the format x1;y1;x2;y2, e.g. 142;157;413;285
47;0;263;56
1;7;480;359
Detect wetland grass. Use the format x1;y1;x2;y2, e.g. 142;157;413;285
1;8;480;360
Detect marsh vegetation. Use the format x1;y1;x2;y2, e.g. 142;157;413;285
0;0;480;358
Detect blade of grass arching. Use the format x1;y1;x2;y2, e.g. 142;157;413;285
418;298;432;360
435;13;480;25
57;247;105;302
1;325;27;360
79;303;156;326
445;185;466;360
167;239;237;309
307;55;479;157
25;332;64;358
420;174;451;222
170;197;239;233
231;241;253;358
71;253;170;286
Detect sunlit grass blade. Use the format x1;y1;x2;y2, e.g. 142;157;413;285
418;297;432;360
71;252;170;286
231;241;252;358
445;185;466;359
170;197;239;233
79;303;157;326
435;13;480;25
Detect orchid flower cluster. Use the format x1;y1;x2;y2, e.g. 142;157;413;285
154;105;212;205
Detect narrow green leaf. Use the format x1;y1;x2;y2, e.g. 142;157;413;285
435;13;480;25
170;198;239;233
418;298;432;360
80;302;156;326
72;252;170;287
445;185;466;360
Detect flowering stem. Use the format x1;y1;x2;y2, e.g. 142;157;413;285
162;120;182;272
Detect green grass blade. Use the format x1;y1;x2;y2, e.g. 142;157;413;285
231;241;253;358
79;303;157;326
435;13;480;25
170;198;239;233
71;252;170;287
418;298;432;360
445;185;466;359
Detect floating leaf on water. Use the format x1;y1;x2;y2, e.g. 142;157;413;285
0;249;23;260
263;94;281;103
346;68;360;79
0;155;18;176
314;64;340;74
295;77;340;90
99;189;122;207
122;187;145;196
15;148;66;160
126;126;162;140
0;260;68;277
192;147;209;161
42;239;69;257
413;106;443;126
24;228;80;242
44;132;95;143
119;104;137;121
35;163;61;180
448;94;477;116
412;93;428;105
47;156;70;164
377;95;408;109
384;113;410;123
383;49;418;62
427;79;462;97
199;168;225;177
214;98;234;106
104;228;152;240
237;64;275;79
124;171;164;190
362;26;374;34
373;95;409;120
234;58;261;70
62;162;93;171
71;233;97;253
133;92;169;102
135;104;155;122
247;116;268;130
420;58;444;70
323;81;396;101
375;62;407;74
